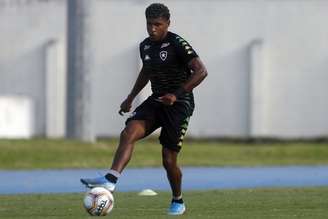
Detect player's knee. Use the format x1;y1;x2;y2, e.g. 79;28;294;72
120;129;127;139
119;128;135;143
162;160;171;170
162;156;176;170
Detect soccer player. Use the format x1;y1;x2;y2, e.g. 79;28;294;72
81;3;208;215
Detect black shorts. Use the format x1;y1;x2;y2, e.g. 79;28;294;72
126;96;194;152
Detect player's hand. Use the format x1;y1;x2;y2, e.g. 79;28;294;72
158;93;177;106
119;96;133;116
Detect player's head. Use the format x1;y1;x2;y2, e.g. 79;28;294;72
145;3;170;20
145;3;170;41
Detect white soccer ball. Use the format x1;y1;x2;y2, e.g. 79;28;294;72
83;187;114;216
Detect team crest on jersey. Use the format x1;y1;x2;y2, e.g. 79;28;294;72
159;51;168;61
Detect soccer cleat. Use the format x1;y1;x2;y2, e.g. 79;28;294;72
167;201;186;215
80;176;116;192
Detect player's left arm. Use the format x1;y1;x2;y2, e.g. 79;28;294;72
179;57;208;94
159;57;208;105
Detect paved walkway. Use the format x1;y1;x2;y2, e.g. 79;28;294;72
1;166;328;194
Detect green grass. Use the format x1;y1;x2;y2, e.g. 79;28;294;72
1;139;327;218
0;187;327;219
0;139;328;169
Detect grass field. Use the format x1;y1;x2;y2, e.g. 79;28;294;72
1;139;327;218
0;188;327;219
0;138;328;169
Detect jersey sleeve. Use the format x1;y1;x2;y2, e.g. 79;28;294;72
173;35;199;65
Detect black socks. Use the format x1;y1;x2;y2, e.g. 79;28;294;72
105;173;118;183
172;198;184;204
105;169;121;184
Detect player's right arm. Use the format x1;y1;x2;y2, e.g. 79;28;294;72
119;67;150;115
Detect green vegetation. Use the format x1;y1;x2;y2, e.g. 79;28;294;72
1;139;327;218
0;138;328;169
0;188;328;219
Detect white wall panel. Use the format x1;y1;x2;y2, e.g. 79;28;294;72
0;0;327;138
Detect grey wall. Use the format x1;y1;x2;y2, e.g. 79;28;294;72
0;0;66;136
0;0;328;138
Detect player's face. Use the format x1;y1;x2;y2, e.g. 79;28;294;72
146;17;170;41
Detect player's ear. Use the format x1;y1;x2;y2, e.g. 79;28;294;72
167;19;170;27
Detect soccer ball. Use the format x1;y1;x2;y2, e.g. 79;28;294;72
83;187;114;216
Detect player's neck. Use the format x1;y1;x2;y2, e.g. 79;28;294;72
151;31;169;43
159;31;169;41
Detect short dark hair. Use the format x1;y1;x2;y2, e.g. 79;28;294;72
145;3;170;20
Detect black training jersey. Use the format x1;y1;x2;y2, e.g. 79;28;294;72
139;31;198;110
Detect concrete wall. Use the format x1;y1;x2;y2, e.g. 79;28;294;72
0;0;66;136
0;0;327;138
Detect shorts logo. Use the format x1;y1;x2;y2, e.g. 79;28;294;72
159;51;168;61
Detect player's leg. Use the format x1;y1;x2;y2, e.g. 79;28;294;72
80;120;151;191
102;119;158;190
111;120;152;172
162;147;184;213
162;147;182;198
162;147;186;215
80;97;159;191
159;106;191;215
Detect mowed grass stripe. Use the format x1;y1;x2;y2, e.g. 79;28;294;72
0;139;328;169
